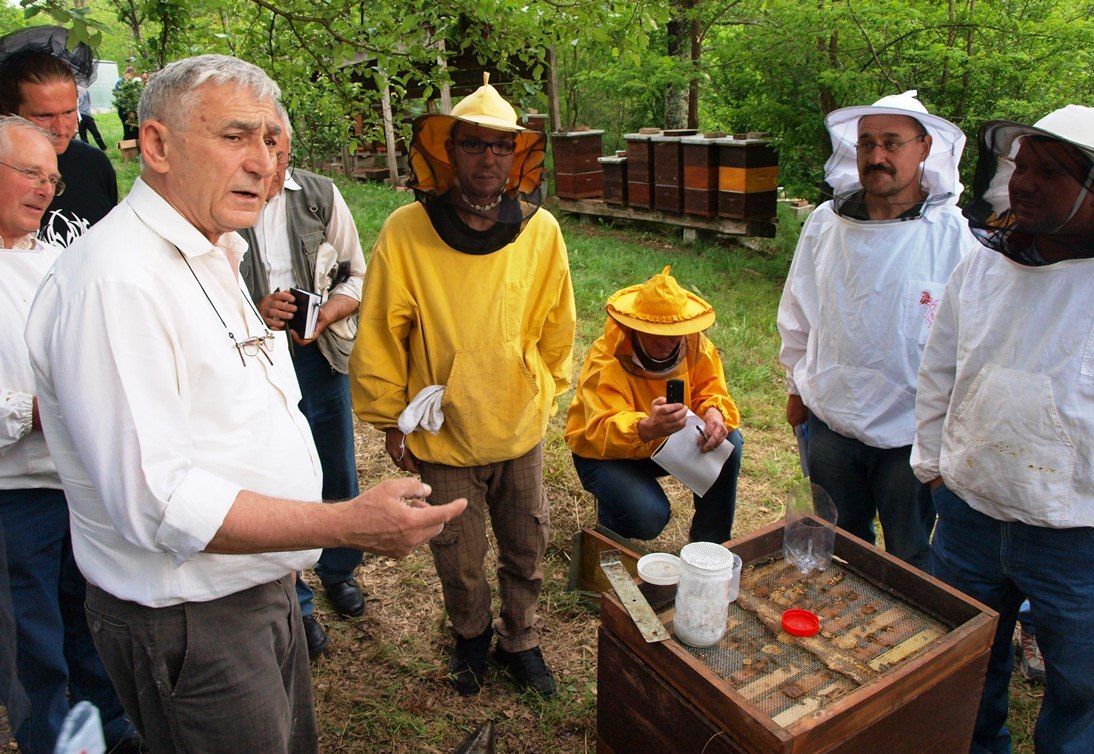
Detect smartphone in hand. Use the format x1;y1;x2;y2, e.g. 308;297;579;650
666;379;684;405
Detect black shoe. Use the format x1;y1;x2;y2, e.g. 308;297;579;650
302;615;329;660
324;578;365;618
493;645;557;698
449;625;493;696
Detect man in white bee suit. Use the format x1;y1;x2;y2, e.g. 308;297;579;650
912;105;1094;754
777;91;978;570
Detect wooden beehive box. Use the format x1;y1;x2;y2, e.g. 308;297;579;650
598;521;996;754
682;133;723;217
624;130;660;209
717;136;779;221
651;135;684;214
551;130;604;199
598;156;628;205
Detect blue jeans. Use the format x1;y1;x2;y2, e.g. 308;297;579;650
291;343;363;616
572;430;743;543
0;489;134;753
806;414;934;570
930;484;1094;754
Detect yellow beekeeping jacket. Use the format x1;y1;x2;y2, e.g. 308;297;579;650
350;202;576;466
565;318;739;460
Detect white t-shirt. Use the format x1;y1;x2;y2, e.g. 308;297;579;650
1;236;61;490
912;248;1093;528
777;201;977;448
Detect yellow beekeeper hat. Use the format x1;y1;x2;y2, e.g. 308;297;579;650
408;72;546;197
606;266;716;336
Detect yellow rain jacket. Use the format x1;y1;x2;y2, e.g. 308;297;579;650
565;318;739;460
350;202;576;466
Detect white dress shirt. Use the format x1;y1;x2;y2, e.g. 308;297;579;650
253;173;364;300
777;201;976;448
912;248;1093;528
24;178;323;607
1;236;61;490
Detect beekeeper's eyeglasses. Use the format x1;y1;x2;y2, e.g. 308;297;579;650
855;135;925;154
457;138;517;156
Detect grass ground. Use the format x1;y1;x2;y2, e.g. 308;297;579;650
80;112;1040;753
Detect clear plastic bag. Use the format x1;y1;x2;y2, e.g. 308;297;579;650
783;482;838;575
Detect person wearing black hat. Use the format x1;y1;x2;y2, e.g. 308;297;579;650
0;27;117;249
912;105;1094;754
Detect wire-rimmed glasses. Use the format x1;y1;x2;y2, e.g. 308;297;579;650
233;332;276;366
0;160;65;195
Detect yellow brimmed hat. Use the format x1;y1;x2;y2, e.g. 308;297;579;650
606;266;716;336
408;72;546;197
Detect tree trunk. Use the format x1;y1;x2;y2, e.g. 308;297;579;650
664;0;694;129
546;47;562;133
688;17;701;129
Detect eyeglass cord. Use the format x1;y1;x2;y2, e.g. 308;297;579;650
173;245;273;365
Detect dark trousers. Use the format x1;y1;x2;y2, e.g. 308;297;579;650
572;429;744;543
117;109;138;141
806;414;934;570
77;114;106;150
85;576;318;753
291;342;362;615
0;488;132;754
931;485;1094;754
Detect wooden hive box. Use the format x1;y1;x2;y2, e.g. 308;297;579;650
523;112;548;133
598;521;996;754
717;137;780;221
551;130;604;199
651;134;685;214
624;131;660;209
598;156;628;205
682;134;723;217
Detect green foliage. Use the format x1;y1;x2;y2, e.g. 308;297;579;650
112;76;142;127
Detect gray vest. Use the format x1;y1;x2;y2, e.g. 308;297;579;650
239;169;354;373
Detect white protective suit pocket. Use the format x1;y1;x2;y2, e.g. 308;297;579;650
902;279;947;344
805;365;916;442
942;362;1075;524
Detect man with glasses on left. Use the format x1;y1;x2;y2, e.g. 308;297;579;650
0;28;117;249
0;115;138;754
239;105;368;660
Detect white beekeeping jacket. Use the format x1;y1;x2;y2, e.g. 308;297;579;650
778;200;977;448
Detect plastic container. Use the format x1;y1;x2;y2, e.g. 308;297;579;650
673;542;740;647
637;553;681;585
783;482;838;575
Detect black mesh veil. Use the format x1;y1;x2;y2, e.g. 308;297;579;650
0;26;96;87
407;112;546;254
964;114;1094;265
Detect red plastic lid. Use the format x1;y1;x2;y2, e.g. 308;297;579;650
782;608;820;637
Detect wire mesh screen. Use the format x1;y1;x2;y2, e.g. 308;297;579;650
658;557;953;727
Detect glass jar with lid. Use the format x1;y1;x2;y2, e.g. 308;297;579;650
673;542;739;647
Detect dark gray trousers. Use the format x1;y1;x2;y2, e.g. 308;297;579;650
85;575;317;754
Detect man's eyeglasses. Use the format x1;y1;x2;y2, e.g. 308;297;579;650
0;160;65;195
456;138;517;156
233;332;276;367
854;135;926;155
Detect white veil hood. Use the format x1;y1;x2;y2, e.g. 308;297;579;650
823;90;966;205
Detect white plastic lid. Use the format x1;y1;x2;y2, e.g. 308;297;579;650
679;542;734;572
637;553;681;585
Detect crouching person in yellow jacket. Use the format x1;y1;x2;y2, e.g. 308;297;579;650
350;75;575;699
565;267;742;543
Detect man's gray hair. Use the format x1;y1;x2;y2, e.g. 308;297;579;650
275;101;293;142
0;115;52;157
138;54;280;129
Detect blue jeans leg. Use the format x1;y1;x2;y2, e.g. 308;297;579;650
689;430;743;543
806;414;934;570
292;343;363;592
930;485;1094;754
0;489;131;753
572;455;672;540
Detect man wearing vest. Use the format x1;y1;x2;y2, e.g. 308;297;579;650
240;106;367;659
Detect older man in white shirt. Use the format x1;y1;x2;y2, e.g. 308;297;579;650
777;91;977;570
23;55;465;754
0;115;136;754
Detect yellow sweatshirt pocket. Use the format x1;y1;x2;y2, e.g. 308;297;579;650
442;345;541;465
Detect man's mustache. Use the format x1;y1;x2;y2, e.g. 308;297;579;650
864;164;895;176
